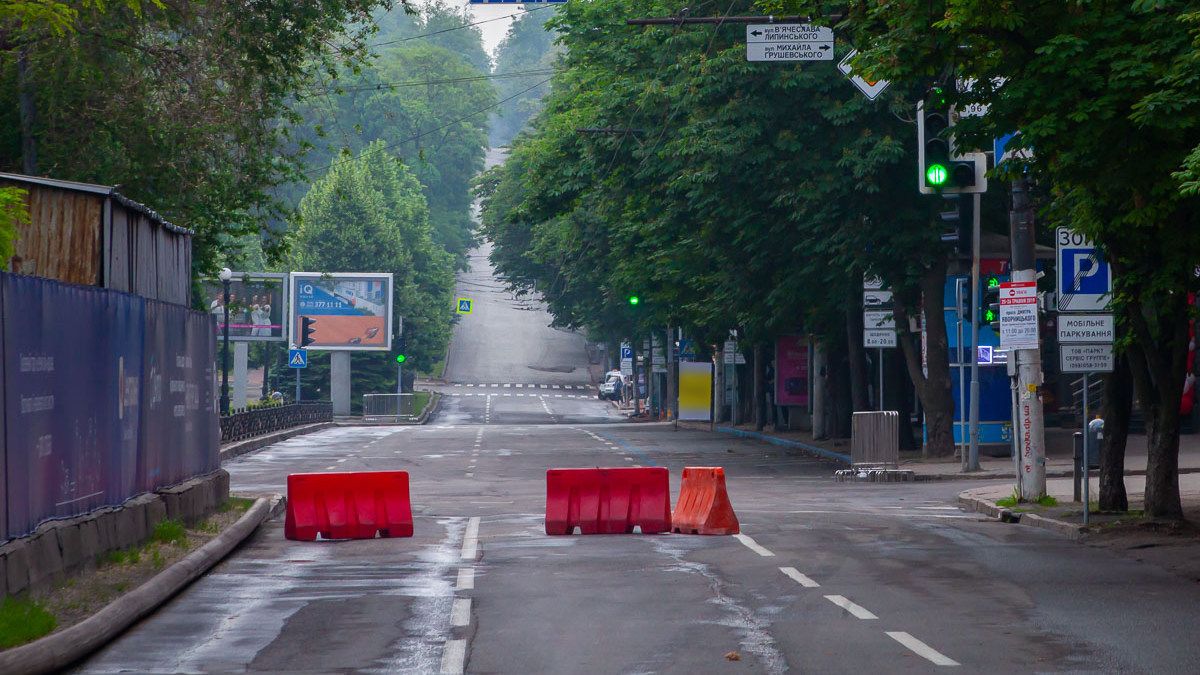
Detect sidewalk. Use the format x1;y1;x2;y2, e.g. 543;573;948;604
706;421;1200;480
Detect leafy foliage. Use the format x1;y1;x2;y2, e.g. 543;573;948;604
489;6;560;147
291;140;454;401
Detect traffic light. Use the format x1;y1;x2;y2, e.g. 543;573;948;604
628;295;640;307
938;194;973;255
300;316;317;348
917;86;984;194
395;333;407;364
958;278;973;321
982;275;1001;331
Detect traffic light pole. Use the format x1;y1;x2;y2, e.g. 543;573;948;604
1011;176;1046;500
967;191;982;471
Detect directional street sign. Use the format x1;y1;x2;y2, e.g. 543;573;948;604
288;349;308;369
1056;227;1112;312
746;24;834;62
456;297;473;314
837;49;891;100
1061;344;1115;373
998;281;1039;350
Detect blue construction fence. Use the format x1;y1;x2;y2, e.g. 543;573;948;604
0;272;219;540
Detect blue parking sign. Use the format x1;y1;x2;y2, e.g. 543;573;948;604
1056;227;1112;312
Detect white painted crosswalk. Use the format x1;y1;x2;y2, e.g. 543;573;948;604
444;392;596;399
450;383;592;390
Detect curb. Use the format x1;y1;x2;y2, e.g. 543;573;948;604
957;491;1085;539
713;426;852;465
0;496;276;675
414;392;441;425
220;422;336;462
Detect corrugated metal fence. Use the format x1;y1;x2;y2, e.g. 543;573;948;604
850;411;900;469
0;272;218;540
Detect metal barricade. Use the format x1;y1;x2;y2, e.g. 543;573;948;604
363;393;416;422
850;411;900;469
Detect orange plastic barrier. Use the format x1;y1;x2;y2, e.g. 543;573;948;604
545;467;671;535
284;471;414;541
671;467;740;535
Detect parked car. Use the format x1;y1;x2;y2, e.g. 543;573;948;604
598;371;625;400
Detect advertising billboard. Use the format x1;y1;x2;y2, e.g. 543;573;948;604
199;272;287;342
289;272;393;351
678;361;713;422
775;335;809;407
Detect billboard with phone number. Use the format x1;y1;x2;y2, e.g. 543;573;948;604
289;273;393;351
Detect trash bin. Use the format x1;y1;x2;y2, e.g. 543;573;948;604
1073;431;1100;471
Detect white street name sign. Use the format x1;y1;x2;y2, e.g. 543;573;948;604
999;281;1039;350
1060;344;1115;373
746;24;834;62
1057;314;1114;343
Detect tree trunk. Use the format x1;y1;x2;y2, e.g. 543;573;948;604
1124;290;1190;519
894;259;955;457
753;343;766;430
1099;353;1131;512
886;347;917;451
846;307;870;411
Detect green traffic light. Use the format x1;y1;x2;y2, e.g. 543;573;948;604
926;164;949;186
628;295;640;306
984;308;997;322
395;354;407;364
987;275;1001;289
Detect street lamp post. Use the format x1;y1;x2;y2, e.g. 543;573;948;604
219;267;232;416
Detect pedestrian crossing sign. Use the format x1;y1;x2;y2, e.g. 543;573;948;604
456;298;473;314
288;349;308;368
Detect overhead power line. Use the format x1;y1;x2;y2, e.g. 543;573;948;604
369;4;556;49
300;68;559;96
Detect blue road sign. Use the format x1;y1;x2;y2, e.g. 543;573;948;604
1057;227;1112;312
288;349;308;369
620;345;633;359
456;297;473;314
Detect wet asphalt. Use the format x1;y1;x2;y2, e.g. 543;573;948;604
74;245;1200;673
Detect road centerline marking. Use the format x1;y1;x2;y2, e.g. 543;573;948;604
733;534;775;557
461;516;480;560
450;598;472;627
886;631;960;666
824;595;878;620
779;567;820;587
456;567;475;590
439;639;466;675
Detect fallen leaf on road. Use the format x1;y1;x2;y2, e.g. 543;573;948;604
725;651;741;661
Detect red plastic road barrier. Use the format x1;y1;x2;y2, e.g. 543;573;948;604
285;471;414;541
672;467;740;535
545;467;671;535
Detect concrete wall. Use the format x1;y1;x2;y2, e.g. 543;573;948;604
0;469;229;598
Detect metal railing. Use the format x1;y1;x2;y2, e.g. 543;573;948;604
363;393;416;422
219;402;332;444
850;411;900;469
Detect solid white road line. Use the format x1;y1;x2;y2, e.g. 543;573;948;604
886;631;960;666
779;567;820;588
461;516;480;560
439;639;466;675
456;567;475;590
733;534;775;557
451;598;472;627
824;595;878;620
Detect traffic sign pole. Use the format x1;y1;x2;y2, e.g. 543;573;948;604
966;191;982;472
1011;177;1047;501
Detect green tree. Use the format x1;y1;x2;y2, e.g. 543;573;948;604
292;140;454;402
480;0;960;451
0;0;397;276
489;7;560;147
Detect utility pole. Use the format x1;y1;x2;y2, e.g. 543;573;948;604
1011;176;1046;499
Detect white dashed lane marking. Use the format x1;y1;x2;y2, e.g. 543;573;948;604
824;595;878;620
886;632;960;666
450;598;472;627
733;534;775;557
780;567;820;587
439;639;465;675
461;516;480;561
456;567;474;590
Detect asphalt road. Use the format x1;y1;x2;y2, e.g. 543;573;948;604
75;237;1200;673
